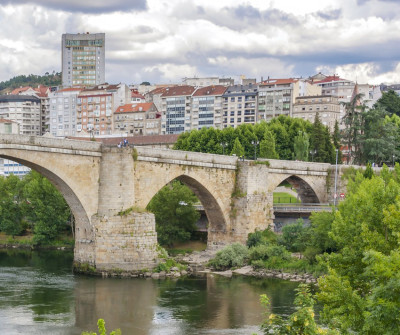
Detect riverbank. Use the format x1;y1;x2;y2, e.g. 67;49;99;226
0;232;74;250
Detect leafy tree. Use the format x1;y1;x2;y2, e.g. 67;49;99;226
259;129;279;159
146;180;200;246
317;171;400;333
375;89;400;116
260;283;339;335
231;137;245;157
293;131;309;161
280;219;310;253
22;172;71;245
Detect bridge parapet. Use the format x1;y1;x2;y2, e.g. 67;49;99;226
136;147;238;170
0;134;102;157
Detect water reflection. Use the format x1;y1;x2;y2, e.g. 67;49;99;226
0;250;299;335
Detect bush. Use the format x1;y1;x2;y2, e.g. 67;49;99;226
246;228;278;248
249;244;291;262
208;243;249;270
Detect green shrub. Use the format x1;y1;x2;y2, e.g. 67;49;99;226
208;243;249;270
246;228;278;248
249;244;291;262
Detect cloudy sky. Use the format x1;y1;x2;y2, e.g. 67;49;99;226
1;0;400;85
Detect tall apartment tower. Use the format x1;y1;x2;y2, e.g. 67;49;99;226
61;33;105;87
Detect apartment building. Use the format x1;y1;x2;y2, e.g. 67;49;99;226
0;95;41;135
183;77;234;87
11;85;51;134
62;32;105;87
258;79;321;121
0;119;30;177
221;84;258;127
191;85;227;130
77;84;130;136
114;102;160;136
48;87;82;137
293;95;340;131
160;86;196;134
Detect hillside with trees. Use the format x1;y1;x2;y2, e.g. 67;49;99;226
0;72;61;93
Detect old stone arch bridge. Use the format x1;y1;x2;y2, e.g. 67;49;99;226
0;134;344;272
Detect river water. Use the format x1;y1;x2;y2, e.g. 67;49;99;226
0;249;299;335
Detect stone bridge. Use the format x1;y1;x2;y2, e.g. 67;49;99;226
0;135;344;272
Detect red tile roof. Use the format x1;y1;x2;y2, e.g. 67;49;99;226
193;85;227;96
0;118;17;123
313;75;349;84
115;102;154;114
11;87;32;94
57;87;83;93
131;91;145;99
259;78;298;86
160;85;196;97
147;86;174;96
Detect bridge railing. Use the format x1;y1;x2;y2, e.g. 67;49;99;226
273;203;333;213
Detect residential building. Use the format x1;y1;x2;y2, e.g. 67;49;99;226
381;83;400;95
182;77;234;87
191;85;227;130
145;86;175;112
11;85;51;135
160;85;196;134
130;90;145;103
48;87;82;137
0;119;30;177
77;83;130;135
114;102;160;136
222;83;258;127
62;32;105;87
258;78;322;121
0;95;41;135
293;95;340;131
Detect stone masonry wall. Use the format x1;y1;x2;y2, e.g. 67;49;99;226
93;212;158;271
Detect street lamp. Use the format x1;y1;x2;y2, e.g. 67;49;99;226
251;140;259;160
220;142;227;155
334;149;339;207
310;149;317;162
393;154;395;167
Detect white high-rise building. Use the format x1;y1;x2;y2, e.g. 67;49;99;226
62;33;105;87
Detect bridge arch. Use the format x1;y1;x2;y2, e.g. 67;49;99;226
269;174;321;203
143;174;227;239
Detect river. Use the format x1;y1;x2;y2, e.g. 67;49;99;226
0;249;299;335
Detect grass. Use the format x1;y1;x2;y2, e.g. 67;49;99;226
166;240;207;256
273;192;300;204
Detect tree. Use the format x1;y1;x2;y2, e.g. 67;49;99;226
317;171;400;333
146;180;200;246
261;283;339;335
280;219;309;253
293;131;309;161
231;137;245;157
259;129;279;159
332;120;342;163
22;171;70;245
375;90;400;116
82;318;121;335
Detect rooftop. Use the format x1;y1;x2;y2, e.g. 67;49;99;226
161;85;196;97
193;85;227;96
115;102;155;114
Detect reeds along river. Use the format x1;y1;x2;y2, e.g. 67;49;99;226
0;249;299;335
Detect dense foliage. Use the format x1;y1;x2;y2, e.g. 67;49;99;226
0;171;71;244
146;180;200;246
82;319;121;335
343;91;400;165
0;72;61;92
174;115;336;163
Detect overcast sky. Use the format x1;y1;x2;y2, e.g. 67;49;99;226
1;0;400;85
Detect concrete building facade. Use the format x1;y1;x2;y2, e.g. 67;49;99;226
222;84;258;127
62;33;105;87
183;77;234;87
49;88;82;137
114;102;160;136
293;95;340;131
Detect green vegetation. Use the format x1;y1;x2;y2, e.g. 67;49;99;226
146;180;200;247
82;318;121;335
0;171;72;246
174;115;336;163
208;243;249;270
259;284;339;335
273;192;300;204
0;72;61;93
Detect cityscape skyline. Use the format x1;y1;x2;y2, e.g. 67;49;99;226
1;0;400;85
